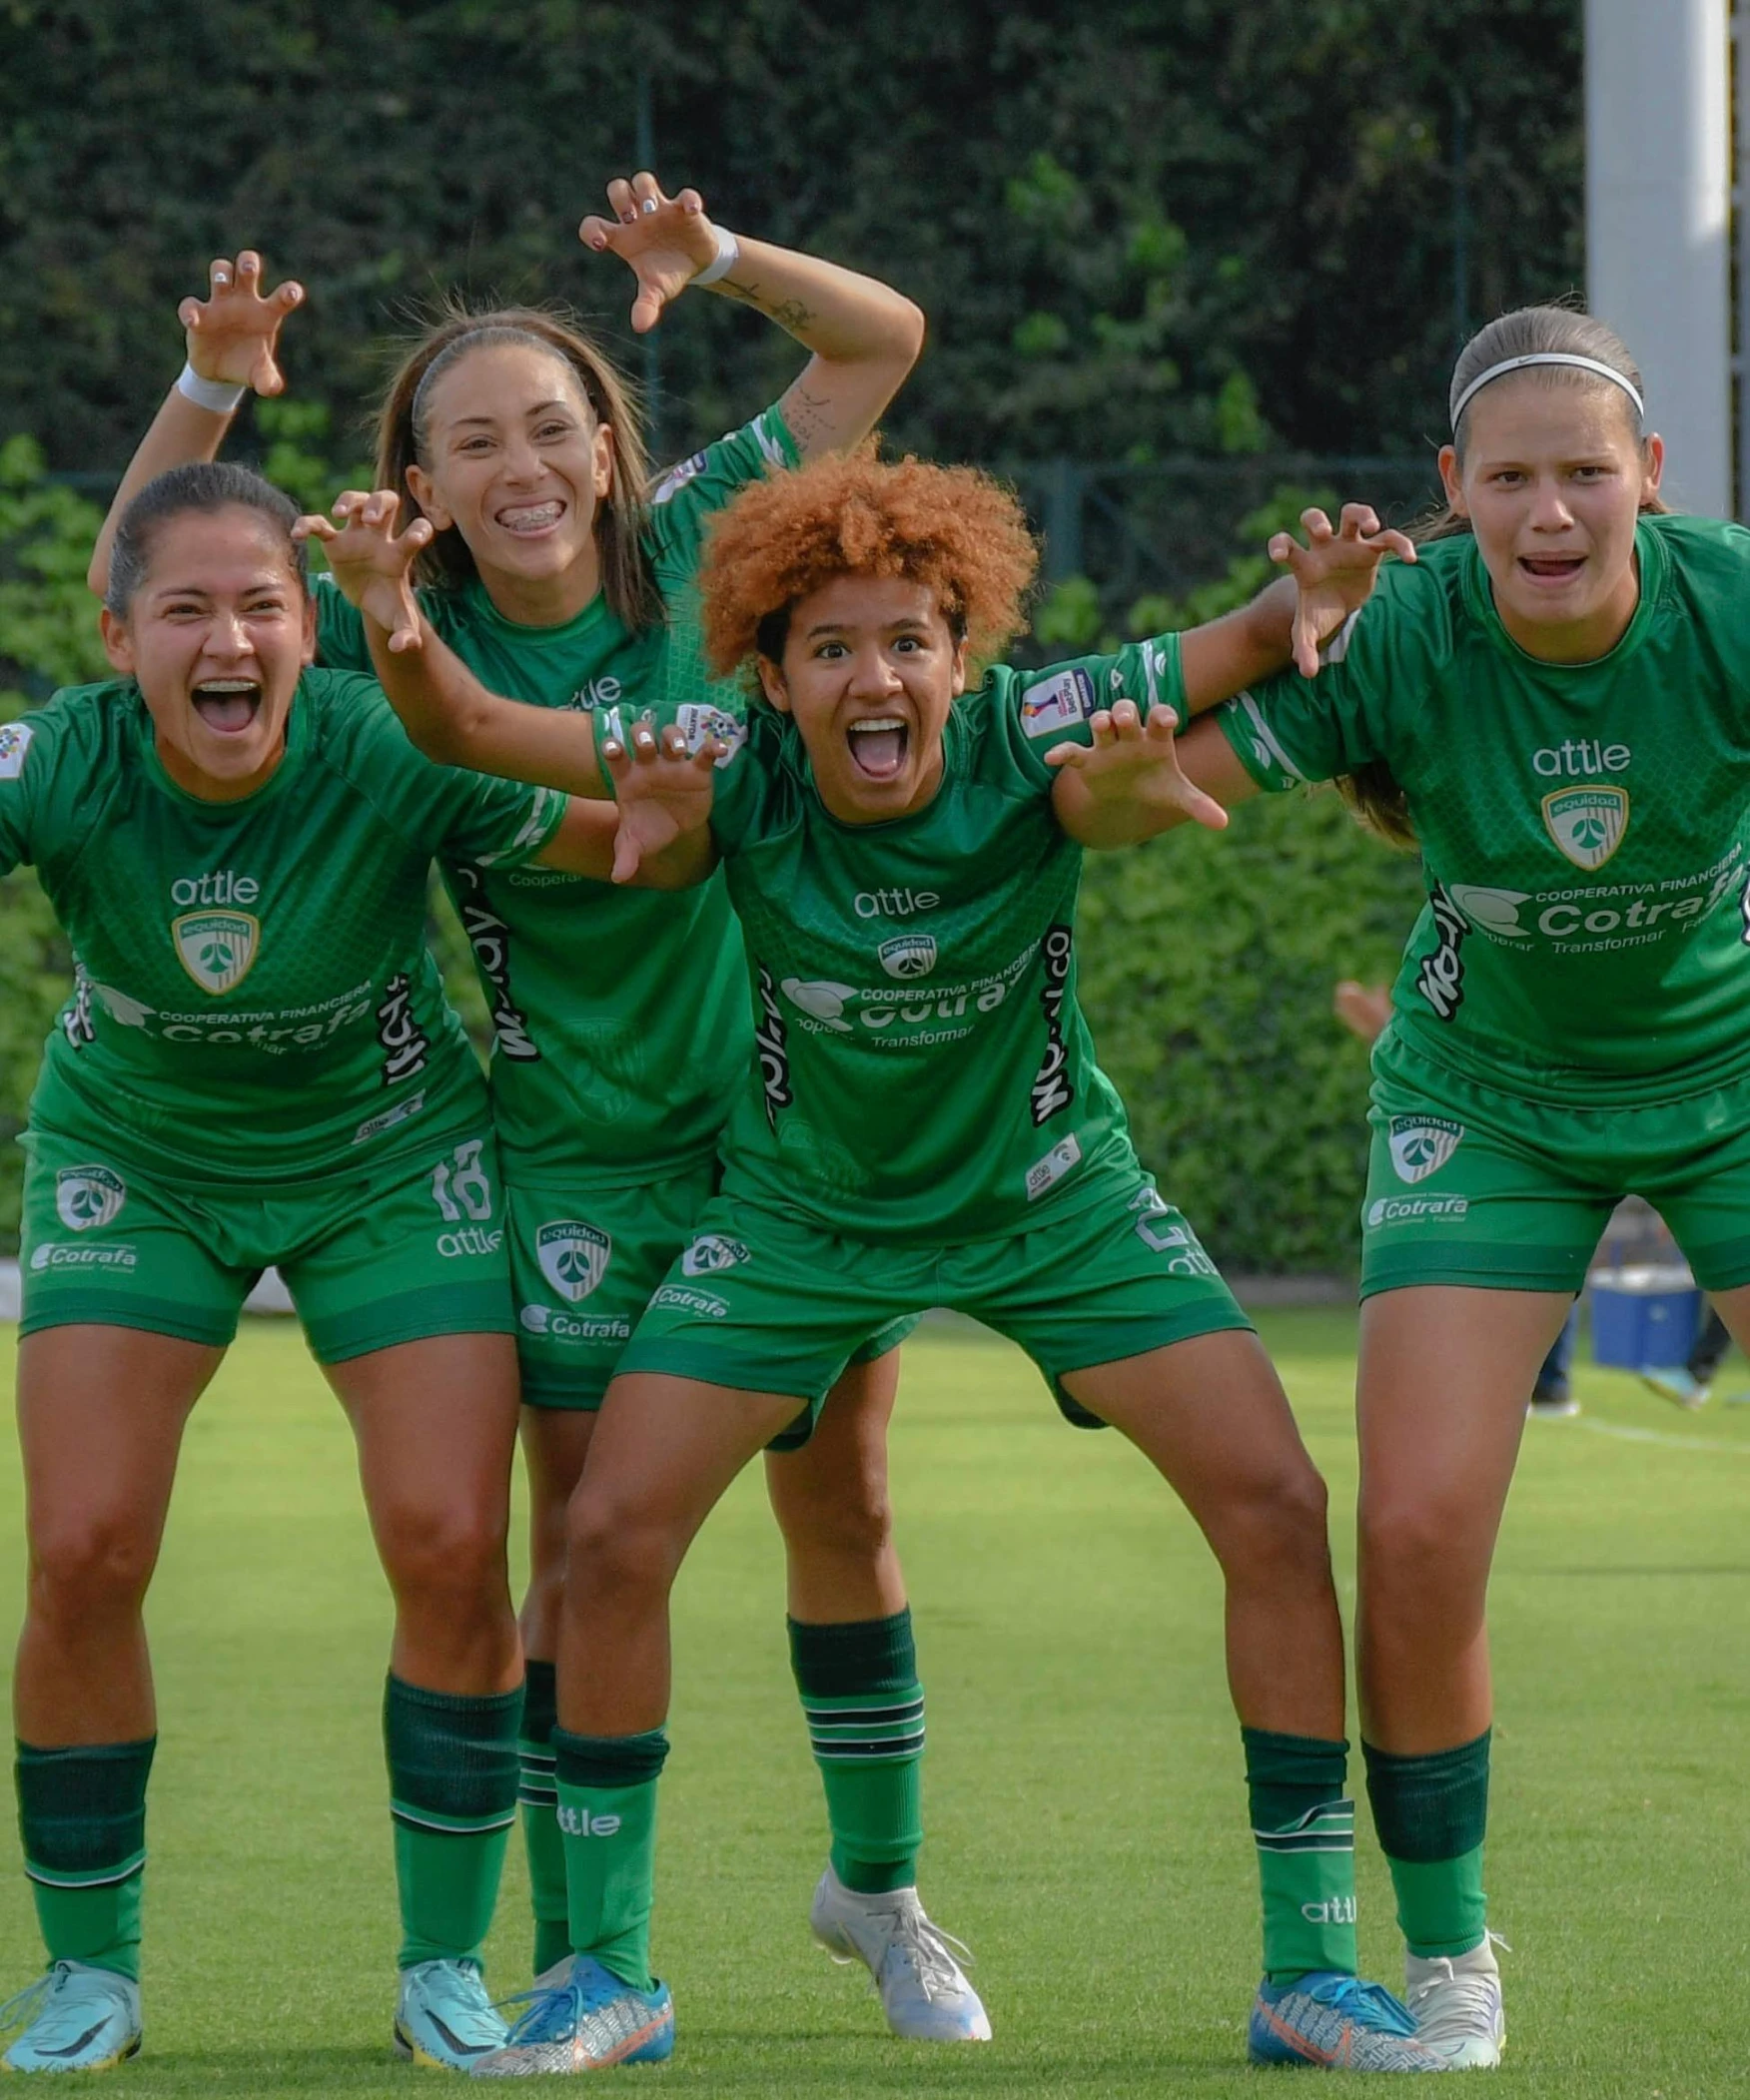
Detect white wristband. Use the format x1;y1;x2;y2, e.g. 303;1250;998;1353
691;224;741;289
176;362;248;415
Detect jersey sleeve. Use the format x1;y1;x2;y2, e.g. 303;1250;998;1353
313;576;373;672
0;710;46;875
990;634;1187;793
644;402;801;574
705;705;788;860
1212;568;1441;792
317;668;566;868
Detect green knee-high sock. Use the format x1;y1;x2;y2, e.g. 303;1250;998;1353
553;1728;668;1993
1363;1730;1490;1959
384;1675;520;1970
15;1738;155;1982
1243;1728;1357;1982
518;1662;568;1976
788;1610;924;1894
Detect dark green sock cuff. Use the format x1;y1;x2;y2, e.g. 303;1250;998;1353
385;1675;521;1824
521;1661;557;1752
553;1727;669;1790
1363;1730;1491;1862
1243;1728;1349;1834
16;1738;156;1880
788;1609;917;1700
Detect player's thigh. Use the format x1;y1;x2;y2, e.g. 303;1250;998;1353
17;1131;251;1353
17;1325;223;1581
1361;1044;1614;1296
763;1323;909;1526
282;1126;516;1367
506;1160;717;1415
616;1196;927;1453
1356;1285;1571;1580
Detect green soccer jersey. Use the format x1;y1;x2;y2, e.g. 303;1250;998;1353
703;635;1183;1243
317;405;800;1176
0;669;563;1186
1216;514;1750;1101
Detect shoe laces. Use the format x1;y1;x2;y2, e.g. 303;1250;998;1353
495;1958;633;2045
870;1897;978;2004
0;1963;125;2049
0;1970;56;2039
1302;1973;1417;2038
1405;1947;1504;2047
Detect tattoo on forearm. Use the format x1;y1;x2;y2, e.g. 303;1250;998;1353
716;276;817;335
783;385;837;449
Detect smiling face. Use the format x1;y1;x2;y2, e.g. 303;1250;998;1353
1440;374;1663;662
406;342;614;622
758;573;968;824
100;506;314;801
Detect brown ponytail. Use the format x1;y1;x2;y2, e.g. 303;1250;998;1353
1337;302;1666;849
375;299;663;631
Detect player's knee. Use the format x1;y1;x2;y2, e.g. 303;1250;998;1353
28;1510;156;1619
1209;1462;1331;1584
380;1498;510;1612
1359;1492;1470;1599
563;1488;681;1606
771;1475;893;1565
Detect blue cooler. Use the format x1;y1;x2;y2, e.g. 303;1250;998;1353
1587;1265;1703;1369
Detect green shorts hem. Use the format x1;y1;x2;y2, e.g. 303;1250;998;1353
1042;1303;1255;1384
614;1338;830;1404
1359;1243;1585;1299
16;1298;239;1349
306;1283;514;1364
515;1365;609;1411
1679;1233;1750;1293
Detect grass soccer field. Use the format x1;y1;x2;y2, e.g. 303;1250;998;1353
0;1311;1744;2095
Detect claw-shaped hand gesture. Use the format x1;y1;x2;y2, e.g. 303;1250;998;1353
293;491;431;654
1046;700;1229;831
1270;504;1417;678
600;720;722;883
178;251;304;396
579;171;723;335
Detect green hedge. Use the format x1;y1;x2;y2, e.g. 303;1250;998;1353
1078;786;1423;1273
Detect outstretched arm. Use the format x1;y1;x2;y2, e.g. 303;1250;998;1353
88;252;305;597
581;173;924;457
1178;504;1415;716
1048;703;1257;849
296;490;611;797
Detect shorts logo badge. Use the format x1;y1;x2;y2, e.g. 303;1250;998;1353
1541;786;1628;871
172;910;259;995
1387;1115;1463;1184
55;1164;126;1231
877;934;937;981
536;1220;611;1302
681;1234;749;1277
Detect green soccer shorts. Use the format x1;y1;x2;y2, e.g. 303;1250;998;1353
17;1123;514;1361
616;1163;1252;1442
1361;1036;1750;1298
505;1157;918;1408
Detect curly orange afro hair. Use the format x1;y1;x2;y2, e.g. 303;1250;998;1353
698;443;1039;681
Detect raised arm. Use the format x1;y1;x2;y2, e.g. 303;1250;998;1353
580;174;924;457
1178;504;1415;715
87;252;305;597
1048;702;1257;850
296;490;610;797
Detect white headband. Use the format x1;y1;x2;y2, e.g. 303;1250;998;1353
1450;352;1645;430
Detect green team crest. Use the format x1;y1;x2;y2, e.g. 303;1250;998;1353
172;910;259;995
55;1164;126;1231
536;1219;611;1302
1541;786;1629;871
1388;1115;1463;1185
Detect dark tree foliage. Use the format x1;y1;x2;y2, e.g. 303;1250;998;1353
0;0;1581;470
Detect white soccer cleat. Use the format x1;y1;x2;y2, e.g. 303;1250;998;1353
809;1865;992;2041
1404;1937;1505;2068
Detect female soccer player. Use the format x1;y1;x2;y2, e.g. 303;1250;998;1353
312;448;1436;2073
0;461;620;2073
87;191;958;2035
1143;303;1750;2066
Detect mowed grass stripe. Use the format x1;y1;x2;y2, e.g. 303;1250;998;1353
0;1312;1742;2094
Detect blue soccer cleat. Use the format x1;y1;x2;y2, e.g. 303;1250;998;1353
1248;1971;1443;2071
468;1954;673;2076
0;1960;142;2073
394;1956;508;2070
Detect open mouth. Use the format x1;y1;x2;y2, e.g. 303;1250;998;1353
191;679;262;734
1518;554;1586;585
846;716;908;782
495;499;566;538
